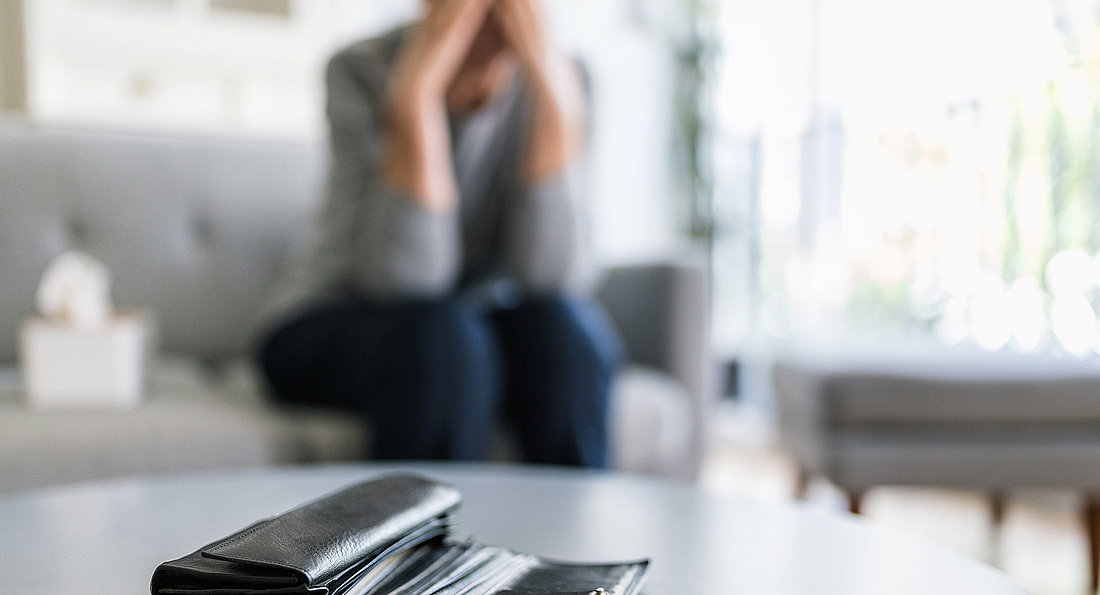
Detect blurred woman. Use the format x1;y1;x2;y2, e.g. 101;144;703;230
256;0;620;467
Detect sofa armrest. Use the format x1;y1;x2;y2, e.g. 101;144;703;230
597;259;712;478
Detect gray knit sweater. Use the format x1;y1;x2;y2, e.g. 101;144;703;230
259;27;596;332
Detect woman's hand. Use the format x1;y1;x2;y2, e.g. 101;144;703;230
489;0;545;70
382;0;496;210
492;0;586;183
391;0;496;102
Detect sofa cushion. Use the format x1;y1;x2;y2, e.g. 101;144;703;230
775;350;1100;426
833;427;1100;489
0;358;363;494
0;354;698;494
829;374;1100;424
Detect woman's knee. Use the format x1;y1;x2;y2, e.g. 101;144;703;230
367;298;503;460
512;296;623;379
497;295;622;423
399;299;499;374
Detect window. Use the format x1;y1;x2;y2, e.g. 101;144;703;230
711;0;1100;358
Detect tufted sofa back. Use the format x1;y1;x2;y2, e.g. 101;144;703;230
0;123;326;364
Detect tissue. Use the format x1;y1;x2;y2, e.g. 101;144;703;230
35;250;114;330
23;250;146;408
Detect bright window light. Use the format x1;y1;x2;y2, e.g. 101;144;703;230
711;0;1100;358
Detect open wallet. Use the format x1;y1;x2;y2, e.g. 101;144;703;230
150;474;649;595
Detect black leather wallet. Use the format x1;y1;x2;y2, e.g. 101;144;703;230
150;474;649;595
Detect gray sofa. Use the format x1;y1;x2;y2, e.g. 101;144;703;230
0;122;712;493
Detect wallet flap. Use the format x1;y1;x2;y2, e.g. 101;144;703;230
199;475;460;587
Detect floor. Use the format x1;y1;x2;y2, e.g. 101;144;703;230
698;402;1090;595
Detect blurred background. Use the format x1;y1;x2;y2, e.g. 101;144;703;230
7;0;1100;390
8;1;1100;593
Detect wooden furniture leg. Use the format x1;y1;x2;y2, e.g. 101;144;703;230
989;492;1006;526
988;492;1006;567
1086;495;1100;595
847;490;865;515
793;467;810;500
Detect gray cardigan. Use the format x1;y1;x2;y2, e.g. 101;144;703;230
260;27;597;331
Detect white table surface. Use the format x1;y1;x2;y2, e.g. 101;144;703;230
0;463;1031;595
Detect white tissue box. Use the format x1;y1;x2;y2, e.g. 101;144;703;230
19;311;148;409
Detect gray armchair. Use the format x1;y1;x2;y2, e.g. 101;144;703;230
0;123;712;492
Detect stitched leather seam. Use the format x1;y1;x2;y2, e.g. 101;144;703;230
206;519;276;552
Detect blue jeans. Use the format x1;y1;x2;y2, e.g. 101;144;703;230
257;295;621;467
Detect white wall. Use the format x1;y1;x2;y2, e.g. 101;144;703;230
543;0;680;261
